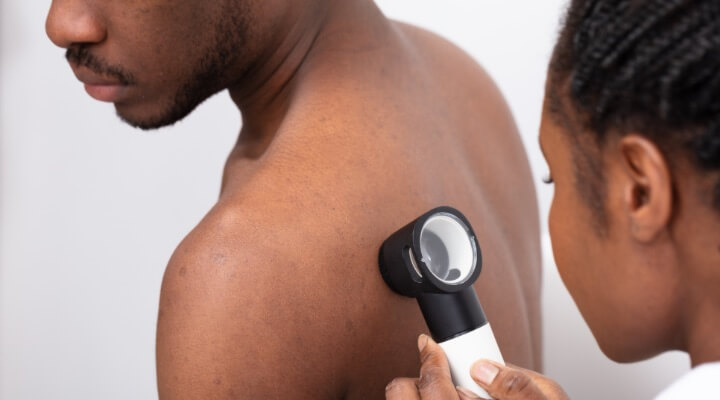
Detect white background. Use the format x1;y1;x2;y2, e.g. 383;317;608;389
0;1;690;399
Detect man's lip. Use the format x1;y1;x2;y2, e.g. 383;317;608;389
83;83;129;103
70;63;130;102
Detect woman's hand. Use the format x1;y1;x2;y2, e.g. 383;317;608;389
385;334;569;400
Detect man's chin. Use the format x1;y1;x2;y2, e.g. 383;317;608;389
114;102;197;131
113;85;221;130
116;111;181;131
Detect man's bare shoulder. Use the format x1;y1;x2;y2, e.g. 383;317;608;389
156;192;404;398
156;202;302;395
393;22;502;96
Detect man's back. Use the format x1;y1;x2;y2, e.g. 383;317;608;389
156;3;540;399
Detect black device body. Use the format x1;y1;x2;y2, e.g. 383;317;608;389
378;206;488;342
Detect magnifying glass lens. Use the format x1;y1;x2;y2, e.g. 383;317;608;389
419;231;454;280
419;213;476;285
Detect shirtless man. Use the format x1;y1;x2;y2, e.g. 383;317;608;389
46;0;541;398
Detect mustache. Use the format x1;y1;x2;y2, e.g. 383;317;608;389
66;45;135;85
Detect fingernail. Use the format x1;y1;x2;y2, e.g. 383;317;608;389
418;334;429;352
456;386;483;399
471;361;500;386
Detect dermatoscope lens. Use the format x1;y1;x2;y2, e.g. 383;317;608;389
419;213;477;285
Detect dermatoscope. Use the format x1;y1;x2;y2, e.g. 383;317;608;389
379;206;505;398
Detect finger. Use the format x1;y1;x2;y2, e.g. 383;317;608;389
416;334;460;399
480;362;569;400
470;361;545;400
504;364;550;381
456;386;486;400
385;378;420;400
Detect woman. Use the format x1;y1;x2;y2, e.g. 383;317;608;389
385;0;720;398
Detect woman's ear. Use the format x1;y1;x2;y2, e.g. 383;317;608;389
616;135;673;242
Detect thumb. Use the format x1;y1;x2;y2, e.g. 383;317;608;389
470;361;545;400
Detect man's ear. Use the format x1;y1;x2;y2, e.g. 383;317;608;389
616;135;673;242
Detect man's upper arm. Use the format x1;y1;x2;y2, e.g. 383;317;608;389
156;207;348;399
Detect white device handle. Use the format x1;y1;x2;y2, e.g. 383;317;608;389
438;323;505;399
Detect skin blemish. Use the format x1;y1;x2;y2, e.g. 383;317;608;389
178;266;187;277
213;377;222;386
212;253;227;265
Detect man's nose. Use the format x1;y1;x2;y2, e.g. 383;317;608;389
46;0;106;49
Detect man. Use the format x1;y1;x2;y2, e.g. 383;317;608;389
46;0;541;398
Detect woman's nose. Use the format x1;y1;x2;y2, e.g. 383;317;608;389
46;0;106;48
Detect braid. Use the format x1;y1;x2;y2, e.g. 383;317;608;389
600;0;687;67
571;1;628;96
550;0;720;211
693;120;720;170
600;1;706;102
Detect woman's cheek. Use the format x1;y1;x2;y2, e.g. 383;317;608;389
548;186;578;290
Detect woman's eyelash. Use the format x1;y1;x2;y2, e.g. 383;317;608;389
542;173;554;184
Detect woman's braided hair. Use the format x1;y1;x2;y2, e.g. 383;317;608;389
549;0;720;209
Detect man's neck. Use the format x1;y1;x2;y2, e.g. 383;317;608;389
227;0;391;157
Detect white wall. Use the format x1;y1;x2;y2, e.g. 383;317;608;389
0;1;689;399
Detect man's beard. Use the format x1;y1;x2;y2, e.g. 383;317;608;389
121;7;250;131
119;65;226;131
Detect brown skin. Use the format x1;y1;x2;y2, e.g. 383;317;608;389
46;0;541;399
390;76;720;399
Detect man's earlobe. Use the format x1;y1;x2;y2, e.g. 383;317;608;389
619;135;673;242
